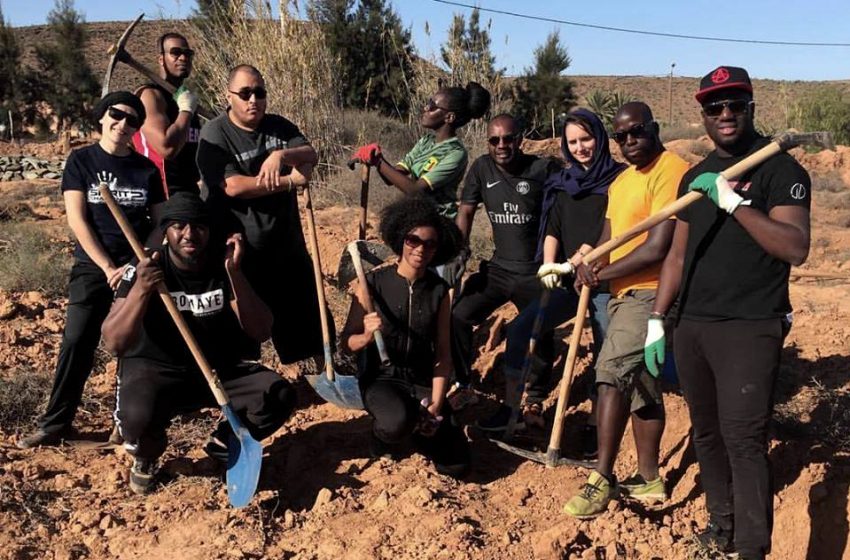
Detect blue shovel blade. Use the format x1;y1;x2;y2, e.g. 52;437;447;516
305;373;364;410
222;405;263;508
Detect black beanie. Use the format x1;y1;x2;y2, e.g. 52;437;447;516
159;191;210;229
93;91;147;125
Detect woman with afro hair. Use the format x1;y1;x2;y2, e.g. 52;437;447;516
341;195;470;476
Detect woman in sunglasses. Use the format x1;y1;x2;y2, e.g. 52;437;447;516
352;82;490;220
341;196;470;477
18;91;166;449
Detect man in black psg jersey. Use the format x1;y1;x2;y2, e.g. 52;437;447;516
647;66;811;560
102;192;295;494
449;114;559;407
133;33;202;196
196;64;327;366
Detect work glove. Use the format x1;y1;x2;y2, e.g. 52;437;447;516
688;172;752;215
352;143;383;166
174;85;199;114
442;246;470;288
643;315;666;378
536;261;575;290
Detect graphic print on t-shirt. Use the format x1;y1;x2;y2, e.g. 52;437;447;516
170;289;225;317
86;171;149;207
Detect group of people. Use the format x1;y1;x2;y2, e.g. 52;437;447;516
14;29;811;560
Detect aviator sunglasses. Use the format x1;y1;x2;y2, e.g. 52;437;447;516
424;98;451;112
612;121;654;145
107;107;142;129
229;87;268;101
404;233;439;251
702;99;753;118
166;47;195;59
488;134;517;146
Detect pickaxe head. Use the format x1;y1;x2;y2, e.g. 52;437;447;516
775;130;835;152
336;239;395;288
102;13;145;98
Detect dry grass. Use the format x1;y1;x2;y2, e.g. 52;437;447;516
0;221;70;296
0;369;53;433
184;0;344;169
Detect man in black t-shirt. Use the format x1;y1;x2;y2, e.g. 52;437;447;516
450;114;559;409
648;66;811;560
133;32;202;196
102;192;295;494
196;64;326;366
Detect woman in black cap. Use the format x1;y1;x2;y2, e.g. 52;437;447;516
18;91;167;448
341;195;470;477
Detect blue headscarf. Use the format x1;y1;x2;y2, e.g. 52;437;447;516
535;108;626;260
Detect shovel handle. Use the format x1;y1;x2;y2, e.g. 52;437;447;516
98;184;230;407
546;284;592;460
347;242;391;366
359;164;370;240
583;136;788;267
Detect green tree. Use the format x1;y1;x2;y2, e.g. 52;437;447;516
33;0;99;131
309;0;414;116
792;87;850;145
440;8;500;82
0;2;20;112
584;89;636;131
512;31;576;138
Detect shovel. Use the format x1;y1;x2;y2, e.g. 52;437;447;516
98;183;261;508
300;183;365;410
336;162;394;288
347;240;392;366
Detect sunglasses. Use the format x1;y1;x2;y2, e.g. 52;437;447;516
229;87;268;101
702;99;753;118
165;47;195;59
488;134;517;146
424;99;450;112
404;233;439;251
107;107;142;129
612;121;654;145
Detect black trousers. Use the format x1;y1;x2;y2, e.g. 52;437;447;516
244;249;330;364
451;261;549;386
39;261;113;433
362;377;470;468
674;317;784;558
116;359;295;460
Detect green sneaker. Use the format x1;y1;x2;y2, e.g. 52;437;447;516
619;472;667;503
563;471;617;519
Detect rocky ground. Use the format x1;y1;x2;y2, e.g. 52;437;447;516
0;139;849;559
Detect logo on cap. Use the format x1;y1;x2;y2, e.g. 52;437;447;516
711;68;730;84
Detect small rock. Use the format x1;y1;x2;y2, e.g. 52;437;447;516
512;486;532;506
22;464;45;480
283;509;296;529
370;490;390;511
99;513;115;530
53;548;73;560
312;487;334;510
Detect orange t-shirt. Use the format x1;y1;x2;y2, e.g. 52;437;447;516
606;150;690;298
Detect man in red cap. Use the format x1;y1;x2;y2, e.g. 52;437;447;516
646;66;811;560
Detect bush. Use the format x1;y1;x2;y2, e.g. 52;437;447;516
0;222;70;296
791;87;850;146
0;369;53;433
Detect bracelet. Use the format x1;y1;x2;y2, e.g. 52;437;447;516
648;311;665;320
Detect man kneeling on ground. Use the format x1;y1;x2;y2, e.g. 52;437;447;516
102;191;295;494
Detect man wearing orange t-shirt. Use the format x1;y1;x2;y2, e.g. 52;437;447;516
564;102;689;518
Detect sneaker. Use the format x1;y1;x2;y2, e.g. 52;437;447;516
580;425;598;460
129;458;158;495
619;472;667;503
695;518;736;555
447;384;479;410
476;405;525;433
563;471;617;519
16;427;72;449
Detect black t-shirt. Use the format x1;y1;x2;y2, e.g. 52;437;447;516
136;83;202;195
361;265;449;388
461;154;559;274
544;190;608;261
676;136;811;321
196;112;309;256
61;143;164;265
115;246;254;369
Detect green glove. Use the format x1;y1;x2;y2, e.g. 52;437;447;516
688;172;750;214
643;316;665;378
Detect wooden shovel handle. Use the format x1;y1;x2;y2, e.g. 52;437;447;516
359;164;370;240
98;183;230;406
347;242;391;366
302;184;335;381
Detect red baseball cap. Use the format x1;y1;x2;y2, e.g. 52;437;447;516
695;66;753;103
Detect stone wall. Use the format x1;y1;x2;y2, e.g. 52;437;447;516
0;157;65;182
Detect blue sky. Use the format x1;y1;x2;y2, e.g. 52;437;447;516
4;0;849;80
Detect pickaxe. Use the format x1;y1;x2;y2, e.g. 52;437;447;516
102;13;214;121
495;130;834;470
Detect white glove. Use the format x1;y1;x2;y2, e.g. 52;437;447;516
537;262;575;290
174;85;199;114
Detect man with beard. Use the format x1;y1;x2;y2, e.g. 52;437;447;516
448;114;559;410
565;102;689;518
647;67;810;560
195;64;325;367
134;33;202;196
102;192;295;494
